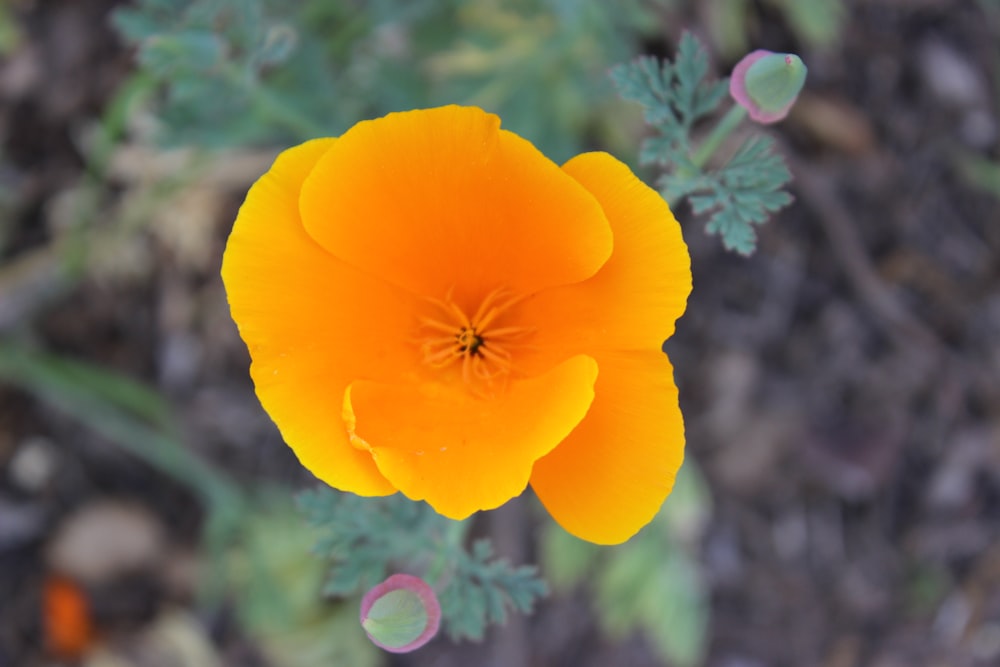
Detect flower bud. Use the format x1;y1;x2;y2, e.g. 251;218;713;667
730;50;807;124
360;574;441;653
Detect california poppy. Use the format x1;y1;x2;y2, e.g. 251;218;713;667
222;105;690;544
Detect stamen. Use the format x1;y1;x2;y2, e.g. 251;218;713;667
423;346;461;367
415;287;535;394
419;318;460;335
482;326;533;339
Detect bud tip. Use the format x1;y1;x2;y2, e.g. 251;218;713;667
730;49;807;124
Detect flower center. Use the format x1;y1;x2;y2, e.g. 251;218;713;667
417;287;533;391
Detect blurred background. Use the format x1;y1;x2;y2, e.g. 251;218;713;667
1;0;999;665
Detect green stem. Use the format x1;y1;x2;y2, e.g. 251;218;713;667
691;104;747;170
666;105;748;209
426;518;469;587
0;341;242;510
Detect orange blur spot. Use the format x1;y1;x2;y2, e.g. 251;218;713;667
43;574;95;661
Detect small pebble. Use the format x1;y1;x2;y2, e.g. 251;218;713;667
8;436;58;492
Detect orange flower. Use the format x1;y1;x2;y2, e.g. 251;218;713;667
222;106;690;544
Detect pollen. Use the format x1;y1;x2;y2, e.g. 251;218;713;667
418;287;533;390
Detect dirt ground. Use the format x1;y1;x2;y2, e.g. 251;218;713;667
2;1;999;666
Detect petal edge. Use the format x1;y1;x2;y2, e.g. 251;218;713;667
530;350;685;544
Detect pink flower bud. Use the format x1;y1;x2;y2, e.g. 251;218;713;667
730;50;807;124
360;574;441;653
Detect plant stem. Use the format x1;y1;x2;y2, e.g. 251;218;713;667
666;105;748;208
427;518;469;587
0;342;242;510
691;104;747;169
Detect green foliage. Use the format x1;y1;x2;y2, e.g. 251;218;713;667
0;342;170;426
540;524;601;593
0;3;21;56
114;0;332;146
958;152;1000;201
611;34;729;170
227;498;381;667
299;487;548;642
705;0;844;57
540;463;712;667
766;0;845;49
0;341;238;511
612;32;795;254
690;135;793;255
703;0;751;59
420;0;669;161
439;539;549;641
902;562;950;618
299;488;437;596
597;541;707;667
113;0;673;160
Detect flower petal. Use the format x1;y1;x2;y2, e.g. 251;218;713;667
530;350;685;545
222;138;420;496
298;106;613;307
344;355;599;519
518;151;691;372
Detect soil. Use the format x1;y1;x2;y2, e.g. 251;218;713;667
1;1;999;666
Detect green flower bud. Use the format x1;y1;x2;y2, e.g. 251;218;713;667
360;574;440;653
730;50;807;124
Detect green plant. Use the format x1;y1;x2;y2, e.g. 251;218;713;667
92;2;733;655
299;487;548;642
705;0;845;57
113;0;673;160
612;32;800;254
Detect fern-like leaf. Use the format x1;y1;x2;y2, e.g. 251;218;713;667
300;488;547;642
439;539;548;641
696;136;794;254
612;31;798;255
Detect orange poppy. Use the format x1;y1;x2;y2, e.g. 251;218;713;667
222;105;691;544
